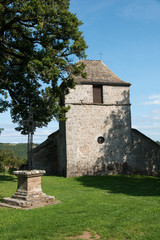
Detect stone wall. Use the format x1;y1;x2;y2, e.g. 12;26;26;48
32;82;160;178
66;85;93;104
57;122;67;177
65;84;130;105
103;86;130;104
62;83;132;177
32;131;59;175
64;103;132;177
128;129;160;176
32;126;160;177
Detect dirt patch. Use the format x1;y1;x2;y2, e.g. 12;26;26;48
67;231;101;239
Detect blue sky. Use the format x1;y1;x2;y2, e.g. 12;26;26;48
0;0;160;143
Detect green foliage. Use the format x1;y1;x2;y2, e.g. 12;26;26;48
0;128;3;134
0;0;87;134
0;149;26;172
1;174;160;239
0;142;38;159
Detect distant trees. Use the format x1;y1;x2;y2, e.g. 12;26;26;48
0;0;87;134
0;128;3;134
0;142;31;159
0;149;26;173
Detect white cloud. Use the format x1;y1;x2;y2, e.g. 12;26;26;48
132;122;160;141
149;95;160;99
152;109;160;114
119;0;160;21
133;123;160;130
0;127;58;143
0;111;59;143
138;114;160;121
132;105;160;141
142;94;160;105
71;0;117;14
143;100;160;105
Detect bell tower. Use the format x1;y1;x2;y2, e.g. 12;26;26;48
58;60;132;177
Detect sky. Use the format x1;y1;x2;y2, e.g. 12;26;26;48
0;0;160;143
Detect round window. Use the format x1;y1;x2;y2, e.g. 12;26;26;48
97;136;105;144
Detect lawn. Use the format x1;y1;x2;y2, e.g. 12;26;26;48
0;173;160;240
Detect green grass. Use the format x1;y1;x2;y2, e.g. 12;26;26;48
1;174;160;240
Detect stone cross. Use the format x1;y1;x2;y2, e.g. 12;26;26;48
21;108;42;169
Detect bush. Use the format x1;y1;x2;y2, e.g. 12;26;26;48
0;149;26;173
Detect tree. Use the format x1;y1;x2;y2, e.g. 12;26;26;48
0;149;26;172
0;0;87;133
0;128;3;134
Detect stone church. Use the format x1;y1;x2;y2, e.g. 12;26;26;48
32;60;160;177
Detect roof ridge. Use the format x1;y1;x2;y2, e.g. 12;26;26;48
78;59;102;62
74;60;131;86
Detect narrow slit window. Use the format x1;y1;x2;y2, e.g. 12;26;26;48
93;85;103;103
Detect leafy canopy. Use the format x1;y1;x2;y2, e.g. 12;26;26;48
0;0;87;133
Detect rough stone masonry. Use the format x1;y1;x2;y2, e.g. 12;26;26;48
0;170;56;209
32;60;160;177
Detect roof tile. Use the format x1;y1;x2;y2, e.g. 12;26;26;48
74;60;131;86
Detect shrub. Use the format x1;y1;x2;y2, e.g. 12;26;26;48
0;149;26;173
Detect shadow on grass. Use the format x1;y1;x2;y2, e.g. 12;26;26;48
75;175;160;197
0;174;16;183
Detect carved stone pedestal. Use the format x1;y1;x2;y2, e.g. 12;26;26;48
0;170;58;209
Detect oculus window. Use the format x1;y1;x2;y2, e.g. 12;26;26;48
97;136;105;144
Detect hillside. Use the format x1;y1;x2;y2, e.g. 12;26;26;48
0;143;39;160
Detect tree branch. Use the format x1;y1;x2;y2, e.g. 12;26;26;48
0;77;23;105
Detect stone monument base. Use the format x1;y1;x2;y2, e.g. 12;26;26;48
0;170;59;209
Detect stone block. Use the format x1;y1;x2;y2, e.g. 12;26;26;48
0;170;60;209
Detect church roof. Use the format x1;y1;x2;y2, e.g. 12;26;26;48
74;60;131;86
